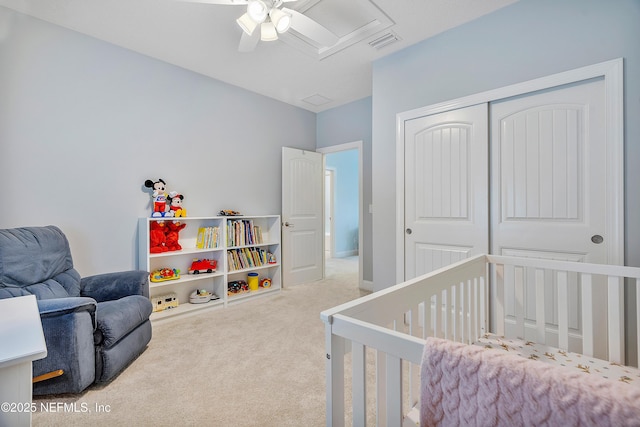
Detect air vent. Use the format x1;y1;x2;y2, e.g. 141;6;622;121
368;31;400;50
302;94;333;106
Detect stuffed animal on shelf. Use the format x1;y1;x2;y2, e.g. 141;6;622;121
149;221;168;253
168;191;186;218
165;221;187;251
144;178;169;217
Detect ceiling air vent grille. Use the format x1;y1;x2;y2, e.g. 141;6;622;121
368;31;400;50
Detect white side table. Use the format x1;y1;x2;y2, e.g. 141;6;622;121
0;295;48;427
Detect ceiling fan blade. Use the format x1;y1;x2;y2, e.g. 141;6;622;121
178;0;248;5
238;30;260;52
282;7;338;47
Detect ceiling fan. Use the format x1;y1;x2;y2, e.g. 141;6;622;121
182;0;339;52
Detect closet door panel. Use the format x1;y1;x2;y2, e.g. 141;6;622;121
404;103;489;280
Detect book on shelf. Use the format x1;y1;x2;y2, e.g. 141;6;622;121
226;247;268;271
196;226;220;249
226;219;265;247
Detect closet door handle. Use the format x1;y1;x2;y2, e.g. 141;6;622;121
406;228;412;235
591;235;604;244
284;222;294;228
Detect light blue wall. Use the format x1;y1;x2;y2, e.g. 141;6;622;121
317;97;372;281
325;150;359;257
0;8;316;277
371;0;640;290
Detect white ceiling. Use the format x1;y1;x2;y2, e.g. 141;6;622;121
0;0;517;112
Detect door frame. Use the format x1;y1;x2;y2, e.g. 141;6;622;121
325;168;336;258
318;140;364;289
395;58;624;283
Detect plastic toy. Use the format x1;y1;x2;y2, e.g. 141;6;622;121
189;289;219;304
168;191;187;218
260;277;272;288
150;268;180;282
189;259;217;274
165;221;186;251
227;280;249;296
219;209;242;216
144;178;169;217
151;292;178;312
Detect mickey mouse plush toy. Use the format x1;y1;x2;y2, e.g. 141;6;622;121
168;191;187;218
144;178;169;217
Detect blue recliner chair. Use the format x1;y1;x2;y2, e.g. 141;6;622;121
0;226;152;395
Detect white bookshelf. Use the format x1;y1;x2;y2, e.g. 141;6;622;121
138;215;281;321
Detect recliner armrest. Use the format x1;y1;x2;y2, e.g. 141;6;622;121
38;297;97;318
80;270;149;302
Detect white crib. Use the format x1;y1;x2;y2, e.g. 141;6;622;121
320;254;640;426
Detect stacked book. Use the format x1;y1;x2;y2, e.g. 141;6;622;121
226;219;264;247
227;247;268;271
196;226;220;249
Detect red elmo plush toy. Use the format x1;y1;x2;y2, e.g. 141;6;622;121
165;221;187;251
149;221;168;253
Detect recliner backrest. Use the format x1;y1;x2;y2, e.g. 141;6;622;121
0;226;82;299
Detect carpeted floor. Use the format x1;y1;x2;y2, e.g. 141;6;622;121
32;257;366;427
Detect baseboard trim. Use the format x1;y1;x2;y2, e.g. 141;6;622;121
360;280;373;293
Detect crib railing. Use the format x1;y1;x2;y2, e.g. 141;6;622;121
321;254;640;427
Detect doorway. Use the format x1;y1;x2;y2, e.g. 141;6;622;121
318;141;364;288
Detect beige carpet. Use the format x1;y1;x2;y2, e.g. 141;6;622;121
32;257;367;427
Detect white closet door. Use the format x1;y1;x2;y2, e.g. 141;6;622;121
404;103;489;279
490;78;608;352
490;78;607;263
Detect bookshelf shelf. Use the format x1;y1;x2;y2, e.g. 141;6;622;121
138;215;281;321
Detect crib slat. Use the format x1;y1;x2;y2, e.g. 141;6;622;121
377;350;387;425
433;293;440;338
409;308;420;407
469;279;482;342
557;271;569;350
495;263;505;336
535;269;546;343
451;284;458;341
442;290;449;339
608;276;624;364
462;280;469;343
352;342;366;426
514;266;525;339
581;273;594;357
386;354;402;427
424;299;431;339
479;276;487;338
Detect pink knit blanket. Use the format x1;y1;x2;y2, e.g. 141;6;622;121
421;337;640;427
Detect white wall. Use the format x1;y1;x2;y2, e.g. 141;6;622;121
0;8;316;277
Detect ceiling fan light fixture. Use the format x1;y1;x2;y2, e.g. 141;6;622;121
260;21;278;41
236;13;258;35
247;0;268;24
269;8;291;33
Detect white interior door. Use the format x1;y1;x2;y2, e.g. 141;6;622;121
282;147;324;286
404;103;489;279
